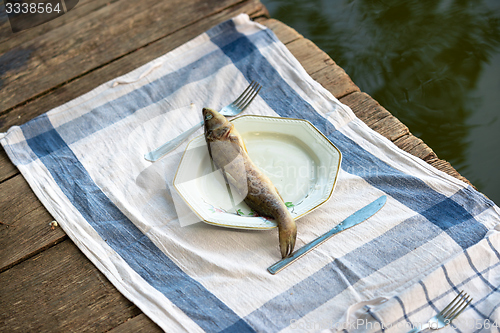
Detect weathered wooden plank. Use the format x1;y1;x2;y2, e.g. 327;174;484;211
0;0;266;133
288;38;360;98
310;64;360;99
0;202;65;274
257;20;457;176
0;0;266;183
0;0;260;113
255;17;302;45
0;0;104;47
393;134;438;162
369;115;410;142
0;2;10;42
0;173;67;273
0;3;269;331
428;158;473;186
340;92;409;141
0;11;477;333
0;172;42;222
285;38;336;75
108;314;162;333
340;92;390;124
0;149;17;182
0;239;141;333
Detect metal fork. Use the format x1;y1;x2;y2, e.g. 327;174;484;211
144;81;262;162
407;291;472;332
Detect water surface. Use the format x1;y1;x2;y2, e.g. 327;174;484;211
261;0;500;204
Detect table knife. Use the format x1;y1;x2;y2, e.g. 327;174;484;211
268;195;387;274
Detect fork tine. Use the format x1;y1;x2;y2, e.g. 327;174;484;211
449;295;472;321
234;81;260;109
439;290;463;316
443;293;467;318
237;83;262;111
232;81;257;106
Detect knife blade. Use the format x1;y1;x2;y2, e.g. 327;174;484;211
267;195;387;275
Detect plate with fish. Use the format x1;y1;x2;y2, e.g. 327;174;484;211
173;112;342;238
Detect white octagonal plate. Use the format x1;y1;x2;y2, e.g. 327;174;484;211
173;115;342;229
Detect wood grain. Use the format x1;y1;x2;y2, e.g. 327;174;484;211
0;0;105;47
340;92;410;141
107;314;163;333
255;17;302;45
0;149;17;182
0;240;143;333
0;173;43;223
0;174;67;273
0;0;262;113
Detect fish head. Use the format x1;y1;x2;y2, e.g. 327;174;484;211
203;107;233;141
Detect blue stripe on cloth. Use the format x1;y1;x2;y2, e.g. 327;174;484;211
394;296;411;332
464;250;499;292
487;237;500;260
440;265;476;326
460;247;500;332
418;281;441;315
328;131;487;249
467;289;500;333
486;301;500;332
24;114;254;333
222;260;356;332
385;252;500;333
417;281;470;333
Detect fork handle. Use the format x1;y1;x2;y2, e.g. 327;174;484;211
144;120;203;162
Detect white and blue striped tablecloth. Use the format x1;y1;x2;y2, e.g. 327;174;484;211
336;227;500;333
2;14;499;332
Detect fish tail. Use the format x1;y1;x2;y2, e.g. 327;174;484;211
278;213;297;258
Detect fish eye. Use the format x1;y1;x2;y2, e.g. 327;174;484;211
205;114;213;120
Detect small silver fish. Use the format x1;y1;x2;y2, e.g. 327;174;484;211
203;107;297;258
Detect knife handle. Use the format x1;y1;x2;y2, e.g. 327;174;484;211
267;225;342;274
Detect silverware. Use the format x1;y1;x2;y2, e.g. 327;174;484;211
144;81;262;162
268;195;387;275
407;290;472;333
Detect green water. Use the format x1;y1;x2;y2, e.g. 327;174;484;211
261;0;500;204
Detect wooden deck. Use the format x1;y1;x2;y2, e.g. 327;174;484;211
0;0;473;331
